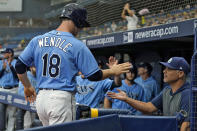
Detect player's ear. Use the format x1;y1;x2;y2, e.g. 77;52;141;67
178;71;184;78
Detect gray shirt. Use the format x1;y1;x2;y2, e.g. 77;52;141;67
151;83;190;122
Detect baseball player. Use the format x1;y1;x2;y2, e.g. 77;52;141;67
15;3;131;126
0;48;19;131
134;62;159;101
75;56;122;108
16;66;38;130
107;57;190;131
104;63;146;115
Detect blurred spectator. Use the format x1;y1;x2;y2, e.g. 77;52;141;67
104;63;146;115
195;10;197;18
111;21;117;32
174;14;182;22
134;62;159;102
121;3;138;30
140;16;145;27
166;14;173;24
185;5;191;10
98;30;103;35
0;48;18;131
183;12;190;20
17;39;26;49
2;3;196;41
16;66;38;130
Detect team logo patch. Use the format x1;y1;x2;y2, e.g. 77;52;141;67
168;58;173;63
77;85;94;94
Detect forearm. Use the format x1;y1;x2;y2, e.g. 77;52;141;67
101;69;114;80
114;75;121;86
17;73;31;88
109;76;122;90
124;97;157;114
88;62;131;81
180;122;190;131
104;97;112;108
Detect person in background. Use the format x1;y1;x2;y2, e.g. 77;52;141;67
107;57;190;131
134;62;159;102
104;63;146;115
121;3;138;30
75;56;121;108
111;21;117;32
15;3;131;126
16;66;38;130
0;48;18;131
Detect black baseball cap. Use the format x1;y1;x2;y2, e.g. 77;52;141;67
1;48;14;54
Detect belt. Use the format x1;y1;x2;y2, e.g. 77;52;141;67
39;88;58;90
1;85;18;89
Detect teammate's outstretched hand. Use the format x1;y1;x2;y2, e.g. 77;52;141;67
107;89;128;101
110;62;131;76
24;86;36;103
106;56;118;69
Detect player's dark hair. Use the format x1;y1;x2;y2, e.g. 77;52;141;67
124;63;137;79
59;17;71;23
137;62;153;76
130;64;137;79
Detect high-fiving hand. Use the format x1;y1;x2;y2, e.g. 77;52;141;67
107;89;128;101
106;56;118;69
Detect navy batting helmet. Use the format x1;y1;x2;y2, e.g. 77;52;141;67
60;3;90;28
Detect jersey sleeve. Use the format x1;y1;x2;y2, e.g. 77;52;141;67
105;90;113;101
18;38;36;66
102;79;113;92
180;89;190;122
138;86;147;102
151;88;164;110
153;81;160;98
75;45;99;78
0;61;3;70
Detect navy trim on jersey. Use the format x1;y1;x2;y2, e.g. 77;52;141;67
0;69;5;77
15;59;28;74
10;65;18;80
87;70;102;81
